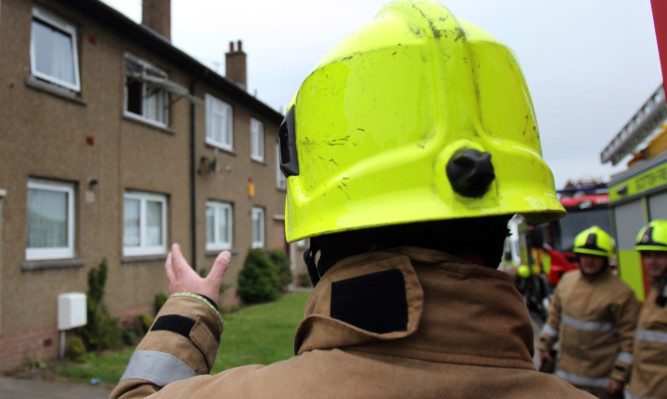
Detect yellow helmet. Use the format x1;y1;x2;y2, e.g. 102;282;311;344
280;0;565;242
517;265;531;279
573;226;614;258
635;220;667;252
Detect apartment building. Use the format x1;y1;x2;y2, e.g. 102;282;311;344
0;0;306;373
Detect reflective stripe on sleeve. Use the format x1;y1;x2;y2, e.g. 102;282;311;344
120;350;196;386
616;351;633;364
636;328;667;344
556;370;608;388
562;315;614;332
626;391;653;399
541;324;558;337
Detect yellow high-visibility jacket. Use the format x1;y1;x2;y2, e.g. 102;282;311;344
111;247;593;399
539;268;640;388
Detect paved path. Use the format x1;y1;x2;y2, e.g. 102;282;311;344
0;376;112;399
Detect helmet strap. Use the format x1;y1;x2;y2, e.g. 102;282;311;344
304;240;321;286
658;279;667;308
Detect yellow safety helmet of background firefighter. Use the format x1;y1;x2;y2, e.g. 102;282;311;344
517;265;531;279
573;226;614;258
279;0;565;242
635;220;667;252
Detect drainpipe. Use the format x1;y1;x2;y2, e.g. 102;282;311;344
189;69;208;270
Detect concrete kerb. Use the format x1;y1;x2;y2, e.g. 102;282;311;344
0;376;113;399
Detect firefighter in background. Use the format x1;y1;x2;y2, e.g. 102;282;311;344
111;1;593;398
538;226;640;399
628;220;667;399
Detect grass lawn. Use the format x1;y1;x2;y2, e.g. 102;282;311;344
54;291;310;384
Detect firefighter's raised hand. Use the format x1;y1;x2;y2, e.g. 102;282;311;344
607;379;623;395
538;349;553;366
165;243;231;305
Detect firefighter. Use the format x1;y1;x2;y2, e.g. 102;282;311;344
627;220;667;399
111;1;594;398
538;226;640;399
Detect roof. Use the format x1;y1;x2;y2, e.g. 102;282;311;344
62;0;284;124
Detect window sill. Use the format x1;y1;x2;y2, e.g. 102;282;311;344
25;76;87;106
122;113;175;134
122;254;167;264
22;258;85;272
251;158;267;166
205;143;236;156
205;248;239;257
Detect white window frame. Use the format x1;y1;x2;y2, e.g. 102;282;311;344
251;207;265;249
276;143;287;190
206;201;232;251
26;179;75;260
250;118;264;162
123;191;167;256
30;8;81;92
205;94;233;151
124;54;170;127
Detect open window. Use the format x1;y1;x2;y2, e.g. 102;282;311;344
30;8;80;92
125;55;170;127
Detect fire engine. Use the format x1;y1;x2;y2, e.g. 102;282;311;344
506;179;611;320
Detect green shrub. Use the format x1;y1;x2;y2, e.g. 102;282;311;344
297;272;312;288
269;249;293;292
155;292;168;314
80;258;122;351
137;313;154;334
65;336;87;363
121;325;139;346
237;248;281;304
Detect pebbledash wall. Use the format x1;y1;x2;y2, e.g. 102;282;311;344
0;0;307;374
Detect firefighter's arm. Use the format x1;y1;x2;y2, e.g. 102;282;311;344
609;290;640;383
537;284;562;352
110;245;230;399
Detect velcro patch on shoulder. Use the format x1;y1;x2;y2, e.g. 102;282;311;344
331;268;408;334
152;314;196;338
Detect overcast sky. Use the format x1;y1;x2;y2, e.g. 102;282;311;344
102;0;662;189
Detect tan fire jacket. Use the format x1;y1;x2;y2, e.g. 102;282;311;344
538;268;640;388
111;247;593;399
628;283;667;399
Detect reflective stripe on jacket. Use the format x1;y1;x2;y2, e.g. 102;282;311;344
111;247;594;399
538;268;639;385
628;286;667;399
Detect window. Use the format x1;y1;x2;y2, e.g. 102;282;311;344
30;8;80;91
26;179;75;260
252;207;265;248
206;94;233;150
124;191;167;256
276;143;287;190
250;118;264;161
206;201;232;251
125;55;169;126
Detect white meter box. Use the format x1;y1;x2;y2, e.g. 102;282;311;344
58;292;87;330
